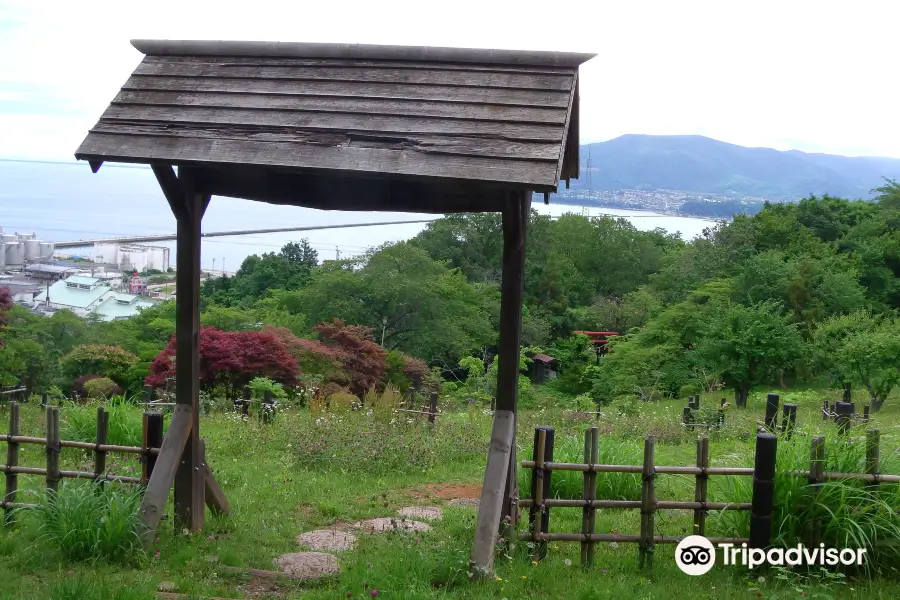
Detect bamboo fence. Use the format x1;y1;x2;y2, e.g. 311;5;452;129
1;402;165;524
519;425;899;568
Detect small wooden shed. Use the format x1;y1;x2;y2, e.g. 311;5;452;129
528;353;558;384
75;39;593;576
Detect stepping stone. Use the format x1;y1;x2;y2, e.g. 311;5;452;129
273;552;340;580
351;517;432;533
447;498;480;509
297;529;357;551
398;506;443;520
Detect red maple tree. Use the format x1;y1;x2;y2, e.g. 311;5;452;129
146;327;298;394
0;287;11;345
313;319;388;395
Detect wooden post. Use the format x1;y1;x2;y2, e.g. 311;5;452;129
428;392;438;424
40;393;47;410
843;382;851;403
45;407;61;494
142;412;164;485
682;406;693;426
836;401;852;435
693;395;701;410
866;429;880;491
471;192;528;578
749;432;777;549
143;384;153;404
639;436;656;568
693;436;709;536
581;426;599;567
530;428;548;563
781;404;797;439
864;405;870;422
4;402;19;525
806;436;825;547
94;407;109;483
263;389;273;424
764;393;779;432
823;400;829;421
829;403;835;421
242;386;251;418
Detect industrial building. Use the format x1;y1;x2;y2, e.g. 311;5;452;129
0;228;54;267
93;242;170;273
33;274;155;321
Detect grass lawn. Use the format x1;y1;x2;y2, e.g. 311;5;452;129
2;386;900;599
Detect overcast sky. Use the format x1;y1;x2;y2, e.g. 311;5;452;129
1;0;897;162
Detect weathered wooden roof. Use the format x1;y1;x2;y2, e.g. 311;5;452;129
75;40;594;212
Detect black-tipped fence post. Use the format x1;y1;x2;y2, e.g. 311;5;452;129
529;426;555;561
143;384;153;404
429;392;438;424
822;400;828;421
682;406;693;426
142;412;164;485
749;432;777;549
40;393;47;410
693;395;701;410
781;404;797;439
843;382;852;403
836;401;853;435
864;405;870;422
764;394;779;432
241;386;251;419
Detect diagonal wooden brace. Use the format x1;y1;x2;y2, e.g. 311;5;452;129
139;404;192;544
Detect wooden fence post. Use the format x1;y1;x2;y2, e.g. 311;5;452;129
805;436;825;547
143;384;153;404
863;405;870;422
263;389;273;424
581;426;599;567
529;426;554;562
94;407;109;484
429;392;438;424
718;397;726;428
693;436;709;536
764;394;779;432
693;395;701;410
45;407;61;494
866;429;880;491
639;436;656;568
142;412;164;485
241;386;251;419
40;393;47;410
822;400;829;421
4;402;20;525
843;382;852;403
749;432;777;549
781;404;797;439
836;402;852;435
682;406;693;426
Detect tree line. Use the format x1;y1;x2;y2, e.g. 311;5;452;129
2;181;899;409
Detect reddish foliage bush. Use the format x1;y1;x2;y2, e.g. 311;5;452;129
313;319;388;396
263;326;347;383
400;355;431;388
0;287;11;344
146;326;299;392
72;374;103;399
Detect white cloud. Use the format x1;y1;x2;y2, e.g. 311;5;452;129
1;0;898;161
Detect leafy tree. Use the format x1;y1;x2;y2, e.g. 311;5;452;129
0;287;11;334
83;377;123;399
60;345;139;386
4;338;55;395
813;311;900;411
146;327;298;394
263;326;347;384
694;301;805;407
313;319;387;396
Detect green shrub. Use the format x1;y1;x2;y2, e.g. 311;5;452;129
83;377;122;399
248;376;286;401
48;575;155;600
34;481;143;564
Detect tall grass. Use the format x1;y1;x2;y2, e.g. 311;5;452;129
61;398;144;447
48;575;155;600
33;481;144;564
518;434;642;500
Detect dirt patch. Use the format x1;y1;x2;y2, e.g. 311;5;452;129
405;483;482;501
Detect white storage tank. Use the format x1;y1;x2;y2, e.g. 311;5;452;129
38;242;55;260
0;234;17;245
93;242;119;265
17;232;36;242
119;246;149;273
148;246;170;271
6;242;24;265
0;242;6;267
24;239;40;261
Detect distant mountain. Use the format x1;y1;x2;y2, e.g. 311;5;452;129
572;135;900;200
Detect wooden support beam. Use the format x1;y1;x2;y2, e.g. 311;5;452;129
139;404;192;542
170;167;209;533
200;440;230;516
469;409;515;578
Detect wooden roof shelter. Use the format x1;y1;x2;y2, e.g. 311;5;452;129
75;39;594;576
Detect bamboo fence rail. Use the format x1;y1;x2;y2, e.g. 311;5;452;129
519;425;895;569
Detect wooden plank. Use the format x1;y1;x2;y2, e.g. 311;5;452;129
554;72;576;188
470;409;515;578
90;121;562;162
45;407;60;493
530;428;547;563
172;176;206;533
142;54;578;75
139;404;192;541
200;440;230;516
133;61;574;91
112;90;568;124
4;402;19;526
639;436;656;569
122;76;572;108
130;39;596;69
151;164;186;220
76;133;561;189
693;437;709;536
99;104;565;142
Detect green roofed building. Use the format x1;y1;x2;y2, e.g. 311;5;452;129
34;275;155;320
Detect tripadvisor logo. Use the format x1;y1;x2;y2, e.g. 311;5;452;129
675;535;867;576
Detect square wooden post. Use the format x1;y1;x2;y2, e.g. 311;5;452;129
470;191;528;577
